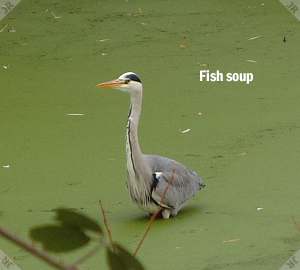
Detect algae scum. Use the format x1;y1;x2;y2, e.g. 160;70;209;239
1;0;300;269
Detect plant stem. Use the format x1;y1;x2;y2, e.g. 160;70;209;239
99;200;114;247
72;243;102;266
133;170;176;256
133;209;161;256
0;226;77;270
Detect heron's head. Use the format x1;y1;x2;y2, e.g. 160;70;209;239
96;72;142;94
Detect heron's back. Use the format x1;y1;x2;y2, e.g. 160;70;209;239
145;154;203;183
144;154;204;210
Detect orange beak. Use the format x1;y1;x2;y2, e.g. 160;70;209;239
96;79;124;89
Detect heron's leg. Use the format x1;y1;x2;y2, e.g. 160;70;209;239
162;209;171;219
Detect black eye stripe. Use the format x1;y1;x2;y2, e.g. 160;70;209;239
125;73;141;83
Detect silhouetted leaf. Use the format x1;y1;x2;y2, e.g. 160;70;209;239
29;208;102;253
30;225;89;252
106;243;144;270
55;208;102;234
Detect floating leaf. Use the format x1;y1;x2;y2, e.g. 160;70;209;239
30;225;89;252
106;243;144;270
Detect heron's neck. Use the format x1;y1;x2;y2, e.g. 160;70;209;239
128;92;143;146
126;91;151;186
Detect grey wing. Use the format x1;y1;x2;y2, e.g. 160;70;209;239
144;154;205;209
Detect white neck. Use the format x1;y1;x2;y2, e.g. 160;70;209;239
125;89;152;202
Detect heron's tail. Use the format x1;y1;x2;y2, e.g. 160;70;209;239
199;182;206;189
198;176;206;190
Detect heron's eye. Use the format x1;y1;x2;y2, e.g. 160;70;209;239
124;79;130;84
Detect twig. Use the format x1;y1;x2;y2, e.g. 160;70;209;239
133;208;161;257
160;169;176;199
0;24;8;33
133;170;176;256
51;11;61;19
99;200;114;247
223;238;240;244
0;227;77;270
72;243;102;266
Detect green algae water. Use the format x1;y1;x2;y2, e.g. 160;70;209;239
1;0;300;269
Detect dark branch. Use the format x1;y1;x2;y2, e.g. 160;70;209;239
72;243;102;266
99;200;114;247
134;170;176;256
0;226;78;270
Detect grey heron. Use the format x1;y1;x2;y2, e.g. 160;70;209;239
96;72;205;219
